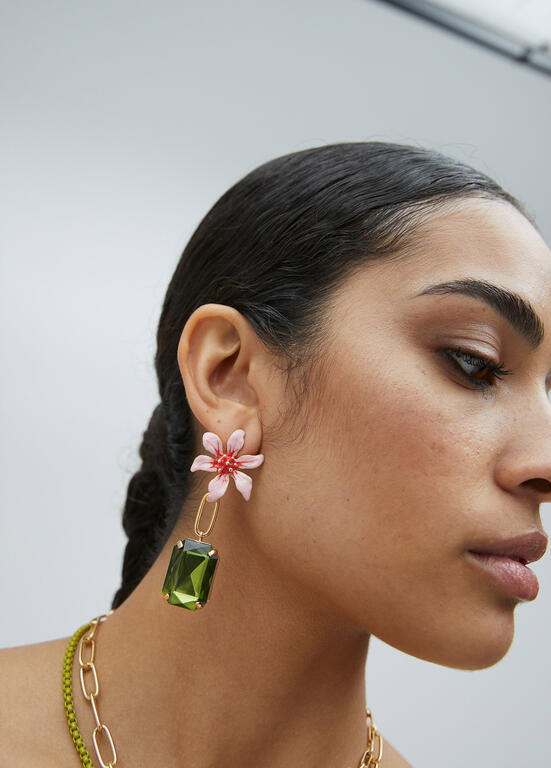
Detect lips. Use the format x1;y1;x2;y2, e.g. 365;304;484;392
465;530;548;602
467;530;548;565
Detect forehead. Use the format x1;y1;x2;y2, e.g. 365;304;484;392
344;198;551;315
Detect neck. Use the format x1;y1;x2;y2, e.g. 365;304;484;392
89;507;371;768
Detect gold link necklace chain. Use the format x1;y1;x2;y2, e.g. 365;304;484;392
63;613;117;768
64;614;383;767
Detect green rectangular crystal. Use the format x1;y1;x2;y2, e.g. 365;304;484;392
162;538;218;610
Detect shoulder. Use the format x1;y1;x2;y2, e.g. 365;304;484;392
0;637;76;766
379;735;414;768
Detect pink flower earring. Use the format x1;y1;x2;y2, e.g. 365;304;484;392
161;428;264;611
190;428;264;501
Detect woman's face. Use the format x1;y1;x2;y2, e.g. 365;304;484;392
256;197;551;670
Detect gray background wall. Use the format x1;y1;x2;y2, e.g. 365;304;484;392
1;1;550;766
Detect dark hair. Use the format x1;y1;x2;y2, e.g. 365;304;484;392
111;141;533;609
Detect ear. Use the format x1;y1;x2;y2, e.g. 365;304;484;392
176;304;271;455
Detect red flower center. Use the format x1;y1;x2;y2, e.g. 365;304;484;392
212;453;239;475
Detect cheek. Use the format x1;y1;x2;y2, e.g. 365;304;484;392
323;347;496;541
324;365;468;539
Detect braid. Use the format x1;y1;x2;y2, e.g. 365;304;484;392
111;370;198;608
111;403;176;608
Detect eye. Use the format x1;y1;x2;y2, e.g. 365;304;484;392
441;347;513;391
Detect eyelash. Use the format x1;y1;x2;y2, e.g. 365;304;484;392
442;347;513;391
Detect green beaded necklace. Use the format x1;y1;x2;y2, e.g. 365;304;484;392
62;622;96;768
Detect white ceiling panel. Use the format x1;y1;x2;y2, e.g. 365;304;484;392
375;0;551;74
442;0;550;47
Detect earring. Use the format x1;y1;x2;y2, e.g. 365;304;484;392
161;428;264;610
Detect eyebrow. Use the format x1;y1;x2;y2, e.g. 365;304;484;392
413;278;544;349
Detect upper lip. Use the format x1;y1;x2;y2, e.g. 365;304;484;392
468;530;548;565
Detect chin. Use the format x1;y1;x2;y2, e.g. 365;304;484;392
388;604;516;671
447;643;512;670
436;609;516;671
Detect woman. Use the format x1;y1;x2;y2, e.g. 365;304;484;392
2;141;550;767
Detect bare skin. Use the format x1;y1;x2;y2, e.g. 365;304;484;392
2;197;551;767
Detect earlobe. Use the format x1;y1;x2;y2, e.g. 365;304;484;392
176;304;263;453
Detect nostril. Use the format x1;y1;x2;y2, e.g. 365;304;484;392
520;478;551;494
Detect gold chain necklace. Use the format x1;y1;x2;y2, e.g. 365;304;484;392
63;614;384;768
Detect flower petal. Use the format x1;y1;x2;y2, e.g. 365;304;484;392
232;470;252;501
236;453;264;469
203;431;223;456
190;455;216;472
227;428;245;455
207;472;230;501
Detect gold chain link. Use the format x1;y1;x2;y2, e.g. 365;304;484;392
70;613;382;767
194;491;220;539
77;613;118;768
358;707;384;767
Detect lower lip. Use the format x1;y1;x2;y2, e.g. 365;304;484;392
466;552;539;601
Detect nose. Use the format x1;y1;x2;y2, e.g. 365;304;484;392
493;395;551;505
